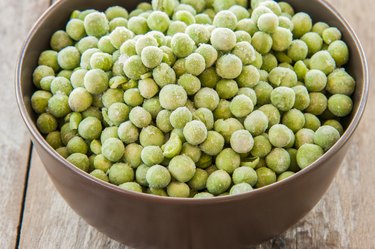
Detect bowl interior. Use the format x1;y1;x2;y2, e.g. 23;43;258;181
17;0;368;200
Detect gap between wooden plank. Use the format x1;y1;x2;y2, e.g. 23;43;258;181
15;143;33;249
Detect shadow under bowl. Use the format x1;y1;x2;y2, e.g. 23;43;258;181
16;0;368;248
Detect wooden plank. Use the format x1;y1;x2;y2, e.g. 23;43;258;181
0;0;50;248
19;0;375;248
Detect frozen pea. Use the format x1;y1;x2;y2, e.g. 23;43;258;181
305;92;328;115
271;87;296;112
199;68;219;88
70;69;87;88
162;132;182;158
195;14;212;25
50;77;72;95
251;6;272;23
268;67;297;87
292;12;312;38
123;55;149;80
301;32;323;56
38;50;59;72
213;10;238;30
259;70;268;81
141;46;163;69
269;124;294;148
141;146;164;166
102;88;124;108
194;87;220;111
188;168;209;191
327;69;355;96
170;107;192;129
90;139;102;155
312;22;329;35
159;84;187;110
80;48;100;69
107;102;130;126
167;182;190;197
277;171;295;181
238;88;257;106
50;30;73;51
177;74;201;95
244;110;268;136
67;87;92;113
200;131;225;156
153;63;176;87
185;53;206;76
67;136;88;155
105;6;128;21
271;27;293;52
167;21;187;35
31;91;52;114
93;154;112;172
100;127;118;144
304;69;327;92
129;106;152;128
139;125;164;147
328;94;353;117
230;95;254;118
109;17;128;32
109;27;133;49
135;35;158;55
255;167;276;188
47;92;71;118
193;108;214;130
206;170;231;195
282;109;305;133
232;42;256;66
196;44;218;69
102;138;124;162
266;148;290;174
278;16;294;30
324;120;344;136
292;85;310;111
185;24;210;45
216;79;239;100
216;54;243;79
294;60;308;81
230;130;254;154
135;164;150;186
57;46;80;70
146;11;170;32
259;1;282;15
60;123;77;145
108;163;134;185
146;165;171;188
156;110;173;133
66;19;86;41
120;40;136;57
46;131;63;149
250;51;263;69
84;12;109;38
173;10;195;26
137;78;158;99
128;16;149;34
210;28;236;52
288;40;308;61
258;104;281;127
310;51;336;75
39;76;54;91
168;155;196;183
257;13;278;33
232;166;257;186
143;97;162;118
279;1;294;15
181;143;202;163
214;118;244;143
90;169;109;182
236;18;258;35
255;81;273;105
297;143;324;169
118;121;139;144
328;40;349;67
314;125;340;151
123;88;143;107
124;143;143;168
67;153;89;172
230;183;253;195
78;117;102;140
303;113;320;131
261;53;278;72
183;120;207;145
235;30;252;43
216;148;240;174
251;31;272;54
171;33;195;57
322;27;341;45
173;58;187;77
84;69;108;94
77;36;99;54
119;182;142;193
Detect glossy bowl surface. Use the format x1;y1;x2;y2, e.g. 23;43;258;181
16;0;368;248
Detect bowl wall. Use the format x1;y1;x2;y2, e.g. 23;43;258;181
16;0;368;248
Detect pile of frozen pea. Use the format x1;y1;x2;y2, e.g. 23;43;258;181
31;0;355;198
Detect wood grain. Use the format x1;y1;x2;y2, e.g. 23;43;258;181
0;0;50;248
16;0;375;248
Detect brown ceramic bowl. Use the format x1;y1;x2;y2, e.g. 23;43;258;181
16;0;368;248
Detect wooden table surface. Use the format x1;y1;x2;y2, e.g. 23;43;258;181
1;0;374;248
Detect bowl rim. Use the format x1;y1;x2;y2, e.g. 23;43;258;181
16;0;369;205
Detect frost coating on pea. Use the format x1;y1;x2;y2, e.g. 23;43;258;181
185;53;206;76
314;125;340;151
230;95;254;118
216;54;243;79
194;87;220;111
210;28;236;52
78;117;102;140
141;46;163;68
244;110;269;136
206;170;231;195
171;33;195;57
159;84;187;110
84;69;108;94
271;87;296;112
168;155;196;182
216;148;240;174
58;46;80;70
328;94;353;117
269;124;294;148
146;165;171;189
84;12;109;38
102;138;125;162
230;130;254;154
310;51;336;75
183;120;207;145
297;143;324;169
